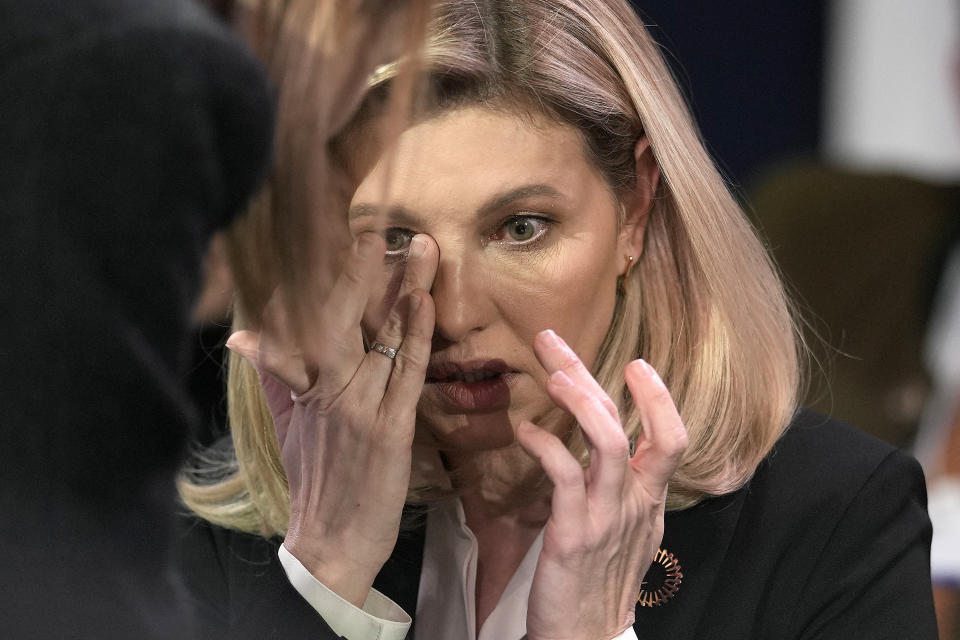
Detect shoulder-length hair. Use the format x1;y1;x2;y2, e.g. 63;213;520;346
181;0;802;536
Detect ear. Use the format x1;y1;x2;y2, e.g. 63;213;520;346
616;136;660;272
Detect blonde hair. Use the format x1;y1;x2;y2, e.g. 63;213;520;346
181;0;802;536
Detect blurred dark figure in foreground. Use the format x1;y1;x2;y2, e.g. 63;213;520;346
0;0;273;637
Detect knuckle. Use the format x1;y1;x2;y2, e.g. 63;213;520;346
552;460;584;488
404;303;434;340
669;426;689;455
566;396;596;422
400;261;424;291
404;319;429;342
582;393;613;419
258;349;284;374
376;312;404;344
647;383;672;405
392;343;427;377
340;261;367;288
601;398;621;421
601;431;630;458
559;537;593;557
559;353;585;376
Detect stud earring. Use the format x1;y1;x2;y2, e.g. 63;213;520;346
624;255;635;279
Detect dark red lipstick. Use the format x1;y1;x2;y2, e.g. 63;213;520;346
424;359;515;411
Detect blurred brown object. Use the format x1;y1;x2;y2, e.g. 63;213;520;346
943;401;960;476
749;161;960;446
932;399;960;640
935;587;960;640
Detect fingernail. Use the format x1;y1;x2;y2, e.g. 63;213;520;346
410;235;426;258
517;420;537;435
550;370;574;387
541;329;578;361
639;359;666;390
540;329;562;348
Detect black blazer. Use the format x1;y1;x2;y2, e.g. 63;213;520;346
177;411;938;639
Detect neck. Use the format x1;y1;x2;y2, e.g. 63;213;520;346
440;409;573;513
457;485;549;635
443;444;548;516
432;415;574;634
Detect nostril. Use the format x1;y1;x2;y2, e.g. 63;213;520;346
430;332;454;353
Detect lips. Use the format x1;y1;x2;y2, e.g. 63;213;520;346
424;360;515;411
438;370;500;383
425;360;510;383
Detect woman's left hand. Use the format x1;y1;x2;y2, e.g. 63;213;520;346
516;329;688;640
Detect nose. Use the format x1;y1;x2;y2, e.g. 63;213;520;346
430;248;490;347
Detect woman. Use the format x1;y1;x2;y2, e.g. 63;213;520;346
179;1;938;638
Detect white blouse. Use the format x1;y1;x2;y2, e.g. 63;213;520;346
278;498;639;640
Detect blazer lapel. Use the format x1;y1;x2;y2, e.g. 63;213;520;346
633;485;748;639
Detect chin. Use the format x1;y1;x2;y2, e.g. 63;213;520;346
416;409;518;452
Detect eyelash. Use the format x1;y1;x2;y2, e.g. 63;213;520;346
381;214;553;259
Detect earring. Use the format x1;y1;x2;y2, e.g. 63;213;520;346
618;256;635;296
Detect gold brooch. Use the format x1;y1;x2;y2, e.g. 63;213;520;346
637;547;682;607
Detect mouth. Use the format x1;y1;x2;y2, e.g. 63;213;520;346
425;360;512;384
424;360;515;411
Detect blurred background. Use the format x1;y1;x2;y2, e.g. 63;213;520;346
628;0;960;453
628;2;960;637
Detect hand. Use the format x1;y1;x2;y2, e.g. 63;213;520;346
517;329;688;640
227;232;439;607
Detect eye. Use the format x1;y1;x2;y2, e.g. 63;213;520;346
490;216;550;245
384;228;414;254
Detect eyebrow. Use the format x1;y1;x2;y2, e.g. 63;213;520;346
348;202;421;227
476;184;566;217
348;183;567;224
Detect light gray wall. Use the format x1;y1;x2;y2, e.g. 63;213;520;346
825;0;960;181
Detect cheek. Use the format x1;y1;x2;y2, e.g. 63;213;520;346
499;245;618;366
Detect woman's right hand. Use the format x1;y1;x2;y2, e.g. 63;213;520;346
226;232;439;607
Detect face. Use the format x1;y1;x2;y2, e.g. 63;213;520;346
349;106;643;452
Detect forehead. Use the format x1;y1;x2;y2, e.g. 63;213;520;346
350;105;609;207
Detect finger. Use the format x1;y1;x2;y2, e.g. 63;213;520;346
533;329;619;424
516;420;588;523
623;359;688;487
380;288;435;441
362;234;439;390
307;232;385;373
256;292;313;394
224;329;259;365
535;330;629;499
545;368;630;504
